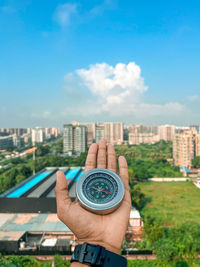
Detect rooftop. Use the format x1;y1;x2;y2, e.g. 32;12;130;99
0;213;70;232
0;167;84;213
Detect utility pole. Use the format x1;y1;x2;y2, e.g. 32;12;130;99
33;141;36;175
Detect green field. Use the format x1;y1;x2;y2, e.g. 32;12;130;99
139;181;200;226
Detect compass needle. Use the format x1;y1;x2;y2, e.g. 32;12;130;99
76;169;124;215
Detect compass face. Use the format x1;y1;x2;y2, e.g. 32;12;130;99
76;168;125;215
82;173;118;204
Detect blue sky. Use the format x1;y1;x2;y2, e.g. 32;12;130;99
0;0;200;127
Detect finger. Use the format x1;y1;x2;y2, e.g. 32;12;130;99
85;143;98;172
107;144;117;173
55;171;72;217
118;189;131;216
118;156;129;190
97;139;107;168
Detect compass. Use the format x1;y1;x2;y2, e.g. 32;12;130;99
76;168;124;214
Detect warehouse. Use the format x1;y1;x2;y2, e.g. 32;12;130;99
0;167;83;213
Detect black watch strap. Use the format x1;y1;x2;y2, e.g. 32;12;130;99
71;243;127;267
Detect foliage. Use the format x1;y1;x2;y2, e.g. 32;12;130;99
138;182;200;262
130;184;146;210
154;238;178;262
141;217;200;262
49;139;64;154
54;255;70;267
0;255;44;267
0;255;71;267
0;255;200;267
36;144;50;157
115;141;182;180
143;216;164;243
153;223;200;262
168;222;200;259
0;164;32;194
192;156;200;168
139;181;200;226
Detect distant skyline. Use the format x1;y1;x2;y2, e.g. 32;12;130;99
0;0;200;127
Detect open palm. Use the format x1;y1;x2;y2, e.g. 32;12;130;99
55;139;131;254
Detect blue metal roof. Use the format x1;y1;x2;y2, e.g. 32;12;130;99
6;171;52;198
74;171;83;181
65;168;81;179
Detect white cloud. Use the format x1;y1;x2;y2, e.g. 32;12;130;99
62;61;186;123
77;62;147;111
53;3;77;27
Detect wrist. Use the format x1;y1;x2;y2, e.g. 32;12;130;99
77;240;121;255
71;243;127;267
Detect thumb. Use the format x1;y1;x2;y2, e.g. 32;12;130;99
55;171;72;219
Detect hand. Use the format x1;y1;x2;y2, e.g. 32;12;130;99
55;139;131;255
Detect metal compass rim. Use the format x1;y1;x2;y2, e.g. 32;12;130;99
76;168;124;212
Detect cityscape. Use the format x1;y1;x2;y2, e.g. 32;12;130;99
0;122;200;265
1;0;200;265
1;123;200;169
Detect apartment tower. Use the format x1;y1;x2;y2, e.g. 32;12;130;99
63;124;87;156
173;130;196;168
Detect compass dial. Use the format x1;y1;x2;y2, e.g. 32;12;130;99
82;174;118;204
76;168;124;215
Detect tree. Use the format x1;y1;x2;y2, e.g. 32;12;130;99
36;144;50;157
16;174;26;184
154;238;177;262
143;217;164;243
55;139;63;154
18;165;32;177
169;222;200;259
130;184;145;210
192;156;200;168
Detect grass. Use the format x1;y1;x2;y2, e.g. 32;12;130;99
139;181;200;226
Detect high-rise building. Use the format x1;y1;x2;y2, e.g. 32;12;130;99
104;122;124;144
195;134;200;157
63;124;87;156
32;127;45;144
95;123;105;144
0;136;13;150
75;126;87;154
173;130;196;168
158;125;175;141
63;125;73;155
78;123;96;146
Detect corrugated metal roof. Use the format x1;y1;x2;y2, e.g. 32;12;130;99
0;213;70;232
0;231;25;241
65;168;81;179
7;171;52;198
